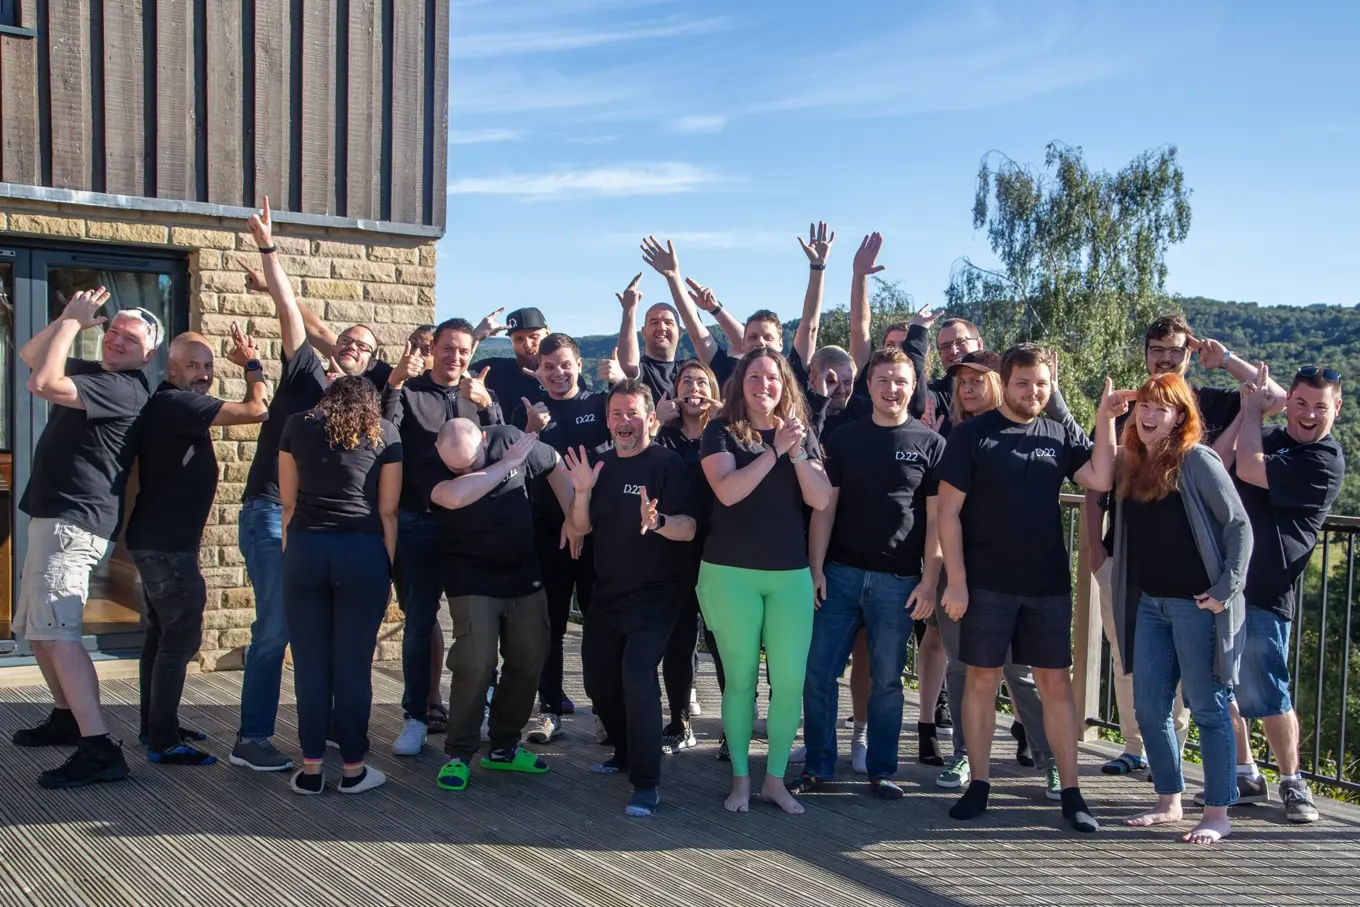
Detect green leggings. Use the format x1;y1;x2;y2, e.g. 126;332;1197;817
696;561;814;779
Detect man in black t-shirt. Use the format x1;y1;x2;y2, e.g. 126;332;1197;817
124;328;270;765
470;305;588;406
795;349;944;801
563;379;696;817
508;334;610;741
427;420;575;793
13;287;160;789
938;343;1123;833
1228;365;1345;823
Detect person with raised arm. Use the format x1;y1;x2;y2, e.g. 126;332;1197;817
697;348;832;815
123;325;270;766
427;420;575;793
11;287;160;789
471;306;589;407
937;343;1124;833
563;379;696;816
507;333;610;745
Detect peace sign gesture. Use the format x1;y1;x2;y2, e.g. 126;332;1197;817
639;486;660;535
798;221;835;266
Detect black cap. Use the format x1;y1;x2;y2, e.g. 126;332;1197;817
946;349;1001;377
504;307;548;334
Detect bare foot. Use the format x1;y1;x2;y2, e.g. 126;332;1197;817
723;776;751;813
760;776;806;815
1183;811;1231;845
1125;794;1184;827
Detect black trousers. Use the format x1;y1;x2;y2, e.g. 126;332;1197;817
282;529;391;764
581;592;679;790
132;550;208;751
535;523;595;714
662;586;701;723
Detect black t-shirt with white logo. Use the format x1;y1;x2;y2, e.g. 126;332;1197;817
510;391;612;523
1232;426;1344;620
482;356;587;410
825;417;945;576
431;425;559;598
588;444;693;603
126;383;225;551
21;359;150;540
700;418;820;571
244;343;328;504
278;413;402;535
938;407;1093;597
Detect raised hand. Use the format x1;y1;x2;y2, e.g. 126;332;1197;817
562;445;603;492
502;431;540;469
853;232;886;277
941;583;968;621
1241;360;1275;413
522;397;551;433
772;416;806;457
1096;378;1137;419
247;196;274;249
598;346;626;385
639;486;660;535
655;391;680;424
1187;335;1228;370
684;277;721;313
810;365;838;399
474;307;506;342
459;365;493;409
226;321;260;368
911;304;938;329
616;273;643;310
60;287;111;329
390;340;425;386
798;221;835;266
641;236;679;279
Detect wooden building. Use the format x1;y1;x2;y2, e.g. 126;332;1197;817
0;0;450;672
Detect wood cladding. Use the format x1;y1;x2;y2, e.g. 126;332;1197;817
0;0;449;230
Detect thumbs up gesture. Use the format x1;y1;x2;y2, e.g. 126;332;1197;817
460;365;493;409
389;340;425;388
522;397;551;432
598;346;626;385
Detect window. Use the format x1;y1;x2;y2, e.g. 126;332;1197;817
0;1;16;27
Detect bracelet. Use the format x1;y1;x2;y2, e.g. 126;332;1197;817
711;301;723;314
257;245;277;254
789;450;810;463
809;263;826;271
1220;350;1233;368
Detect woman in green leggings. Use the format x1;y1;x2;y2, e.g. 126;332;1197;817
698;348;832;814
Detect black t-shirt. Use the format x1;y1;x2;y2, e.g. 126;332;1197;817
278;413;402;534
810;391;873;441
710;347;739;393
388;373;502;514
20;359;150;540
125;383;226;551
1122;491;1211;599
825;417;945;576
700;418;820;571
636;355;682;402
657;424;713;546
510;391;612;523
1233;426;1344;619
481;356;587;410
432;425;559;598
244;343;328;504
588;444;693;603
938;407;1093;596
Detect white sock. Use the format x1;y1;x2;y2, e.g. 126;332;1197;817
1281;772;1303;782
853;721;867;735
1237;762;1261;780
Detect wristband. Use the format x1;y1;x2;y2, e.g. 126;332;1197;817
257;245;277;254
245;359;263;373
711;301;723;314
809;263;826;271
654;512;667;531
789;449;810;463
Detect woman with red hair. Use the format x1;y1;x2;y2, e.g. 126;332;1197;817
1109;373;1252;844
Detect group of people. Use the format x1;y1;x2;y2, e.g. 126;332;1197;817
9;210;1344;841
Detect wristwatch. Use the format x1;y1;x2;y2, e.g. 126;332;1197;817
245;359;263;373
1219;350;1233;368
654;512;667;531
809;263;826;271
711;301;723;315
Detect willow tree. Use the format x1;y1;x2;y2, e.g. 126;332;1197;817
945;142;1192;425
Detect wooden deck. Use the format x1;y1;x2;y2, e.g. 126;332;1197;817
3;628;1360;907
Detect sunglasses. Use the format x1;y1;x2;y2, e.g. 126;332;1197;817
1296;366;1341;384
124;307;164;348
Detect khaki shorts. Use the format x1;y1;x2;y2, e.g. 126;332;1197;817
14;517;111;643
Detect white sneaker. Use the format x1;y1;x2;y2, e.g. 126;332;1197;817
528;712;562;744
392;718;427;756
851;730;868;775
338;766;387;794
789;745;807;764
689;688;702;718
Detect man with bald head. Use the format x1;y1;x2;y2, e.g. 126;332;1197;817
122;327;270;765
425;419;575;792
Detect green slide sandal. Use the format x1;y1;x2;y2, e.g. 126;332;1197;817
480;747;550;774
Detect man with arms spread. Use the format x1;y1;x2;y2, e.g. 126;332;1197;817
124;325;270;766
428;419;575;792
12;287;160;788
1226;364;1344;823
564;379;696;817
938;343;1123;833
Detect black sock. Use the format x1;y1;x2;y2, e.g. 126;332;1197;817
340;768;368;789
53;707;76;721
295;771;324;792
918;723;944;766
1061;787;1098;833
949;780;990;820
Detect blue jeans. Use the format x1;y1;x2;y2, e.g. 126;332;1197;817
1234;605;1294;720
803;563;917;780
394;509;442;722
237;498;287;740
1133;593;1238;807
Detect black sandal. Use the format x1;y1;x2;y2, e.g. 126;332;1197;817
426;706;449;734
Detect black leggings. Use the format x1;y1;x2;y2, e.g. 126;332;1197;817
662;588;701;723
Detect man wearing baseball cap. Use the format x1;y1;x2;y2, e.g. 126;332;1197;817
474;306;587;408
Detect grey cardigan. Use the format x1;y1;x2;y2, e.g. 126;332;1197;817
1111;444;1253;685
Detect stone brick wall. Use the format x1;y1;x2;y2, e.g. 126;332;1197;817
3;198;437;670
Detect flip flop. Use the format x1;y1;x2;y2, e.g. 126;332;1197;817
426;706;449;734
1101;753;1147;775
480;746;550;774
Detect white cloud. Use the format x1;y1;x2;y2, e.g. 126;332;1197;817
448;128;524;145
456;16;733;59
448;163;728;201
672;115;727;135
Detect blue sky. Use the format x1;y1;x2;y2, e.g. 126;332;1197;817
436;0;1360;337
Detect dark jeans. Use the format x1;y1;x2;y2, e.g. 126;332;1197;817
282;529;392;764
237;498;287;739
582;593;679;790
535;523;595;714
132;549;208;751
662;587;702;724
444;589;550;762
394;509;442;722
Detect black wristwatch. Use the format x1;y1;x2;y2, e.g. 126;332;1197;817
809;263;826;271
654;512;667;531
245;359;263;373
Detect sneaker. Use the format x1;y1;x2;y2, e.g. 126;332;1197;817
290;770;325;795
38;738;130;789
560;696;576;716
339;766;387;794
840;716;855;730
1044;766;1062;801
688;688;702;718
661;723;696;754
626;787;660;817
935;693;952;736
788;744;807;764
147;744;217;766
1193;773;1270;806
229;737;293;772
138;726;207;748
392;718;428;756
851;729;868;775
870;778;905;800
716;733;730;762
13;709;81;747
595;716;612;746
1281;778;1319;823
1011;721;1034;768
529;712;563;744
937;754;970;789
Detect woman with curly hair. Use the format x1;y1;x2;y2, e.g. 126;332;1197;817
1111;372;1252;844
277;376;403;795
697;347;831;814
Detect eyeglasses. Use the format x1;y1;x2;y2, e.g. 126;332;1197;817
336;334;376;355
1296;366;1342;384
937;337;979;353
1146;345;1188;359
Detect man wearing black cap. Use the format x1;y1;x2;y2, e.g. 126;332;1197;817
473;306;587;407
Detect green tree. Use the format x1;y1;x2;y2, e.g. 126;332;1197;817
816;277;916;355
945;142;1193;426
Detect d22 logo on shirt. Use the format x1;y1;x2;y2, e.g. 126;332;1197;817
576;413;596;425
895;451;921;463
1032;448;1057;458
622;484;645;496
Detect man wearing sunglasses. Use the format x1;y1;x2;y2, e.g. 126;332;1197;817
1226;364;1344;823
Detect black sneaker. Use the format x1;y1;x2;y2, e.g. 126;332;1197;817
38;738;130;789
1010;721;1034;768
715;733;730;762
661;722;696;754
1194;773;1269;806
935;692;953;736
1281;779;1319;823
13;709;81;747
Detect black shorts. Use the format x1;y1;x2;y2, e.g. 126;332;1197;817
959;588;1072;670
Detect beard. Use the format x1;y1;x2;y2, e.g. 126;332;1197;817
1003;389;1045;418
